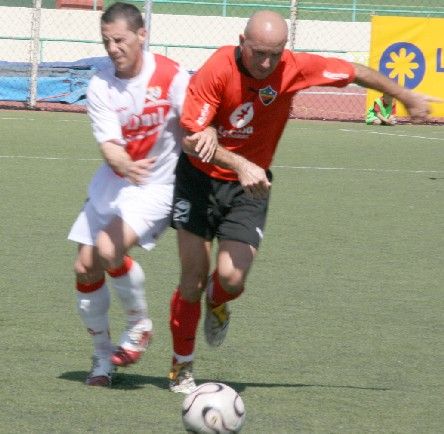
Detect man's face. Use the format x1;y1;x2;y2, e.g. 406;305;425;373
101;18;145;79
240;35;285;80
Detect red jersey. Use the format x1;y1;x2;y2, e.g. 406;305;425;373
181;46;356;181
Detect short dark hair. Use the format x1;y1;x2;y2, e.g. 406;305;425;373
101;2;144;33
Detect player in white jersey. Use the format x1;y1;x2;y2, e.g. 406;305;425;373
68;2;216;387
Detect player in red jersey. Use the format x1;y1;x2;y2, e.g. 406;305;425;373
167;10;437;393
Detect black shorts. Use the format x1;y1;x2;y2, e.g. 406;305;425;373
172;153;272;249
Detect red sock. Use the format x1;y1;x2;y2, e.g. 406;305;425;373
208;270;244;306
169;288;201;357
107;255;133;277
76;276;105;293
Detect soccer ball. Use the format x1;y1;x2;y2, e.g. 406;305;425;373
182;382;246;433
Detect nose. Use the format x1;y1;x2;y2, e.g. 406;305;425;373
107;40;118;55
260;57;271;69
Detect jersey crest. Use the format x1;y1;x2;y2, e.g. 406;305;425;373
122;54;178;161
258;85;277;106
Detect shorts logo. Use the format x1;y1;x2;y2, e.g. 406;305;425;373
229;102;254;128
258;85;277;106
173;199;191;223
255;227;264;240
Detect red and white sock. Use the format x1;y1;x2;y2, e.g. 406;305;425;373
76;278;112;357
169;287;201;363
107;256;150;328
206;270;244;307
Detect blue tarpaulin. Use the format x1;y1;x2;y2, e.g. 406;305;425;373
0;57;109;105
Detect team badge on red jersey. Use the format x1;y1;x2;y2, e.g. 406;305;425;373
258;85;277;106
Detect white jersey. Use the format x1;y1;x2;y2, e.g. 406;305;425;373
87;50;190;185
68;52;190;250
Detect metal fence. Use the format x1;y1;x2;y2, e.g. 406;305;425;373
0;0;443;119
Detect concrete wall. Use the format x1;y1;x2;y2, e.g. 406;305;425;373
0;7;371;70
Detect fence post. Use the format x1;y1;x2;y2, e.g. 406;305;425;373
28;0;42;109
289;0;298;52
144;0;153;50
222;0;227;17
352;0;357;22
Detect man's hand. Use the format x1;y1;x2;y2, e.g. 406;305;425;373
236;158;271;199
183;126;218;162
123;157;157;185
198;141;271;199
353;63;442;124
100;141;156;185
401;92;442;123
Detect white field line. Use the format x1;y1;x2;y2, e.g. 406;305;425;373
291;126;444;142
272;165;444;174
0;155;100;161
0;117;88;123
0;154;441;174
1;123;442;173
339;128;444;142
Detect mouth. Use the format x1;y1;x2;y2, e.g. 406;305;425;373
254;70;270;79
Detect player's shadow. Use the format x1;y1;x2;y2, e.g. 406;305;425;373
58;371;390;392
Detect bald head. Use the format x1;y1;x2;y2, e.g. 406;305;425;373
240;11;288;79
244;11;288;45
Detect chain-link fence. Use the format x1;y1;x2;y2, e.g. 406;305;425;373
1;0;443;118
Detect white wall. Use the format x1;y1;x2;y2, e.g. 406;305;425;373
0;7;371;70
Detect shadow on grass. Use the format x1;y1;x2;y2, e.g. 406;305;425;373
58;371;390;392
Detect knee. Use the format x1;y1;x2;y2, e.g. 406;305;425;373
217;270;245;294
74;257;92;279
96;232;122;269
74;257;87;276
74;257;104;284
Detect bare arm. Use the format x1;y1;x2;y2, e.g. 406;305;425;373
183;132;271;199
100;141;156;185
182;125;218;163
216;146;271;199
376;111;395;126
353;63;439;123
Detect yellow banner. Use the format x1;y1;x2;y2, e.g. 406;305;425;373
367;16;444;117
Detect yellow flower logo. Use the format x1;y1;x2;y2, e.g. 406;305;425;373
386;48;420;87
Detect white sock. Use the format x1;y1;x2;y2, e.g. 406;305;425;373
77;284;112;357
174;353;194;364
109;259;150;327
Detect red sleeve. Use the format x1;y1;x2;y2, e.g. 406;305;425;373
291;53;356;89
180;49;229;132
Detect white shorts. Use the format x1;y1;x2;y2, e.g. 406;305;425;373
68;164;174;251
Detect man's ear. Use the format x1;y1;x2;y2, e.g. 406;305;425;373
239;34;245;46
138;27;147;45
